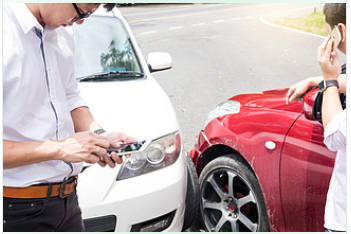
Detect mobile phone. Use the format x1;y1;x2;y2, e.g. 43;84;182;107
330;26;342;52
107;140;150;155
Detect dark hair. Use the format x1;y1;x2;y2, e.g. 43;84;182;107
91;3;117;12
102;3;117;11
323;3;346;26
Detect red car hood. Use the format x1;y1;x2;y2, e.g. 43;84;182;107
229;88;302;113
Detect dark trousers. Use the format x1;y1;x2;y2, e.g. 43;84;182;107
3;190;85;232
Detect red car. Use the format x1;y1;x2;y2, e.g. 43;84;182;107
190;86;346;232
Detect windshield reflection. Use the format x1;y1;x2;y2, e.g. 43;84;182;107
100;39;134;72
73;16;142;80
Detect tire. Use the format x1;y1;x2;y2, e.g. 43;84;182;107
182;153;200;231
199;154;270;232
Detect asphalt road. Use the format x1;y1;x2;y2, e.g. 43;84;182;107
119;3;346;156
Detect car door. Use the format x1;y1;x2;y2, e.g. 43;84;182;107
280;114;335;232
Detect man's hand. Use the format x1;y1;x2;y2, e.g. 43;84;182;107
318;36;341;80
99;132;138;167
318;36;344;128
56;131;110;165
286;77;322;105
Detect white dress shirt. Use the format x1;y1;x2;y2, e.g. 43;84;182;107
323;109;346;231
3;3;85;187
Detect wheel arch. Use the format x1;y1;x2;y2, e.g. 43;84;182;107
198;144;255;177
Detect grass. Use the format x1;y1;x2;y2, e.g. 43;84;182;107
276;11;328;36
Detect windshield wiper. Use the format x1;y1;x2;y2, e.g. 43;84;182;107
78;71;144;82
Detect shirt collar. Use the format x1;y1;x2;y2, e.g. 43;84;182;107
10;3;43;34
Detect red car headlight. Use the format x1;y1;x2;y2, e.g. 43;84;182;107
203;100;240;129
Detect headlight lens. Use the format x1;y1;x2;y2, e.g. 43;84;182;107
203;100;240;129
124;153;146;170
147;144;165;164
117;131;181;180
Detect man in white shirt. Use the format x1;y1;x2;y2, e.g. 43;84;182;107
3;3;136;231
318;3;346;232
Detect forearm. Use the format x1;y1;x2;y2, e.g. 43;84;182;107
3;140;60;169
322;86;343;128
4;107;111;170
305;74;345;93
71;106;102;132
307;76;323;87
338;74;346;94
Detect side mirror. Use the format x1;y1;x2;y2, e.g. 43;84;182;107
302;88;319;120
303;88;346;121
147;52;172;73
304;64;346;121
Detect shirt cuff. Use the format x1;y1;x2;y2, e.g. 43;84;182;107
68;95;87;111
324;110;346;151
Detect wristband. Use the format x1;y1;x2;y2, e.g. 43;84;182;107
318;80;339;93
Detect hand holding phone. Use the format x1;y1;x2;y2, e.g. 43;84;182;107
107;140;150;155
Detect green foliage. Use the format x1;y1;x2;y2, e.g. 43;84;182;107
276;11;328;36
100;40;133;71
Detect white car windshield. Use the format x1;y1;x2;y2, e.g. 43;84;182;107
73;16;143;81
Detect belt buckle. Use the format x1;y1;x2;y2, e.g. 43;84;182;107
59;177;77;198
59;181;69;198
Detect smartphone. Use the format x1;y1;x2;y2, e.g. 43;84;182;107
107;140;150;155
330;26;342;52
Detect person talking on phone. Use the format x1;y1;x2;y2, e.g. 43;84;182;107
287;3;346;232
3;3;136;232
286;4;346;104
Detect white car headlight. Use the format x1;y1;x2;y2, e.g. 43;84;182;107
124;153;147;171
117;131;181;180
147;144;165;164
203;100;240;129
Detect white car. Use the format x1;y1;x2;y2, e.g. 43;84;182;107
73;7;199;232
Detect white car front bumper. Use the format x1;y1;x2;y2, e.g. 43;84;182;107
77;147;187;232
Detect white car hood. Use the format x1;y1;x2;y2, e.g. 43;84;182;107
78;76;180;141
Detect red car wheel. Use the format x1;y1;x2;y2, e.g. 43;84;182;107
199;154;269;232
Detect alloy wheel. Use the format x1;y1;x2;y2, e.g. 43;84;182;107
199;155;268;232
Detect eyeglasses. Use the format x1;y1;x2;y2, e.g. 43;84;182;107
72;3;92;22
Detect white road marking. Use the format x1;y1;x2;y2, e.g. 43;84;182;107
192;22;205;26
135;3;326;40
169;26;183;30
140;30;157;35
213;20;225;23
